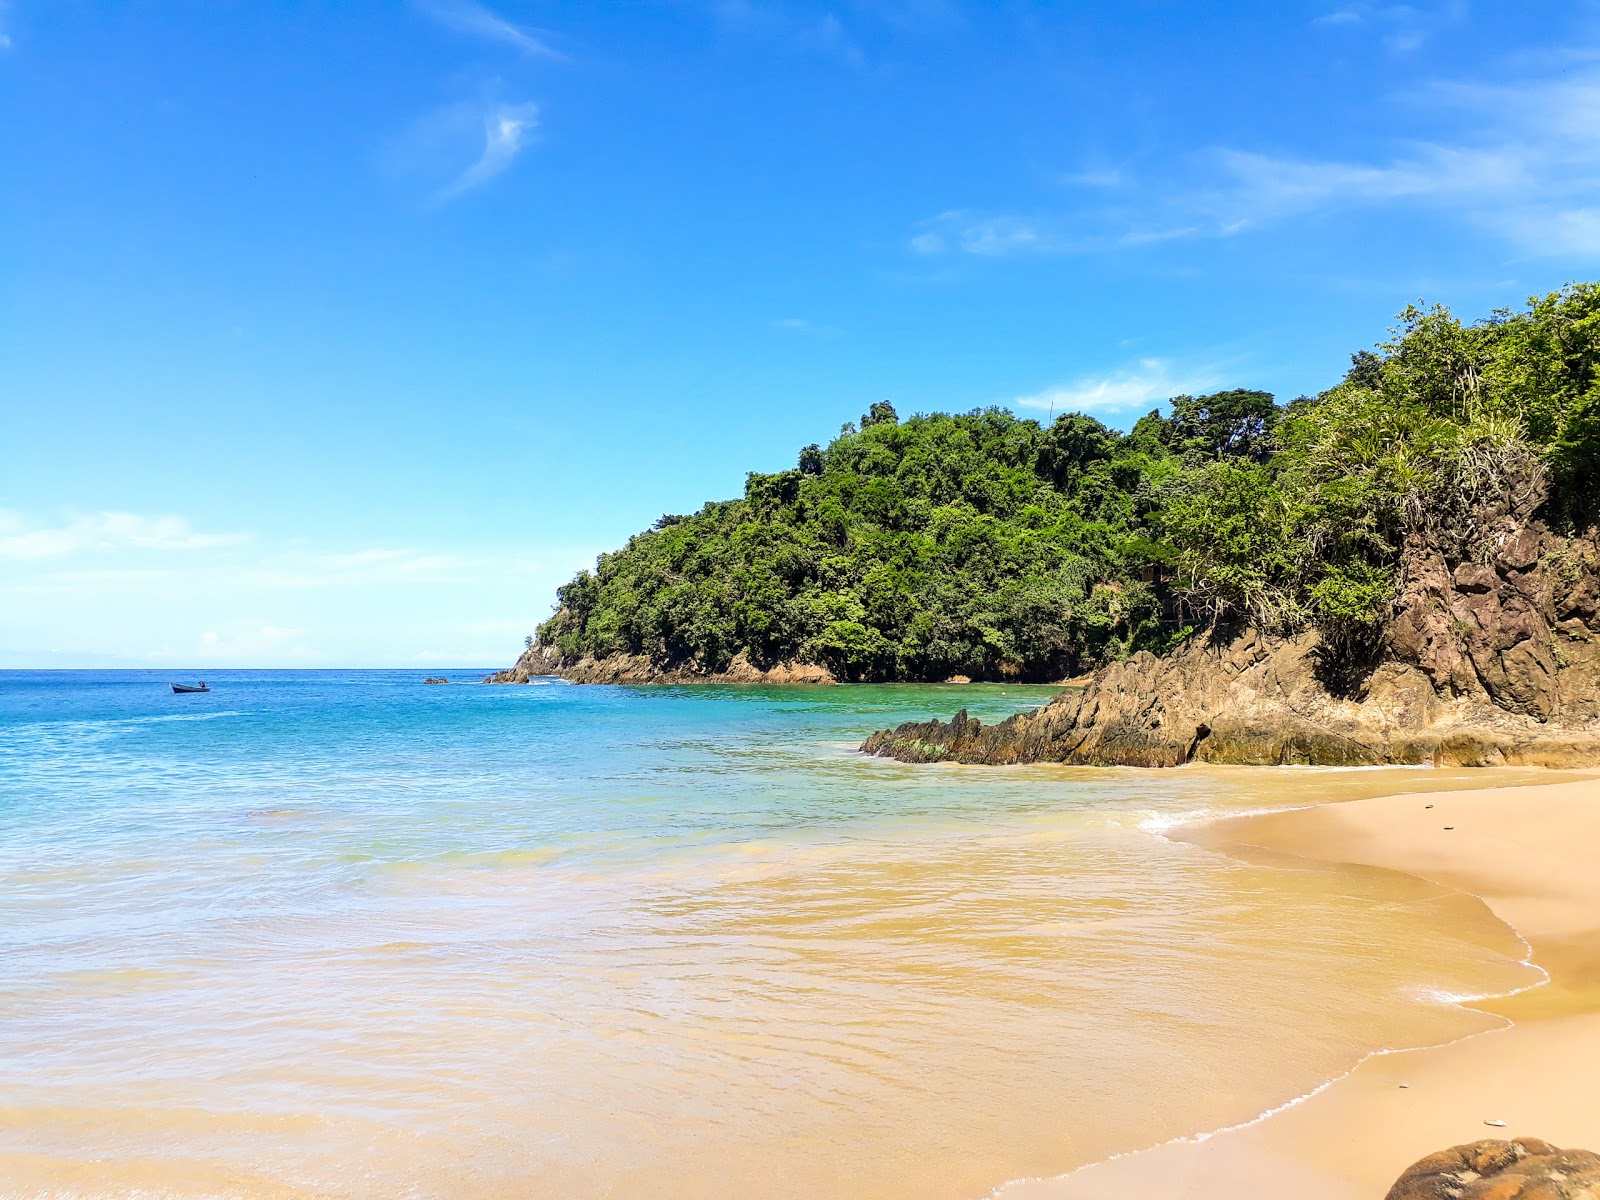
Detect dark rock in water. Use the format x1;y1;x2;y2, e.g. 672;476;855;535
861;511;1600;768
423;677;449;685
1385;1138;1600;1199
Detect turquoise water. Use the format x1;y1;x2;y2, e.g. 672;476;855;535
0;671;1541;1200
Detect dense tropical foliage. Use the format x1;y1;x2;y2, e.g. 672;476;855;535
535;285;1600;681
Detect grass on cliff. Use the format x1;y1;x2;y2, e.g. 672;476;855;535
535;284;1600;682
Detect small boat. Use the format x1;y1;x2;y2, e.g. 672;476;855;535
171;682;210;694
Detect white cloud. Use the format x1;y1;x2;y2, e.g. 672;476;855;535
312;548;473;576
910;209;1201;258
1502;207;1600;257
437;101;540;200
911;211;1060;256
793;13;865;68
414;0;562;58
703;2;867;67
1013;359;1227;417
1309;2;1466;51
1312;8;1364;27
0;507;604;667
0;511;248;560
1204;143;1531;224
920;60;1600;262
387;98;541;202
770;317;842;335
1194;67;1600;252
1060;167;1126;189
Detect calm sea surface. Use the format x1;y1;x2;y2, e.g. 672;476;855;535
0;671;1553;1199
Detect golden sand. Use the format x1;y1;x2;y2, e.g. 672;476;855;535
1006;773;1600;1198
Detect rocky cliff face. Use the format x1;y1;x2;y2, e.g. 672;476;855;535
862;515;1600;768
484;645;837;685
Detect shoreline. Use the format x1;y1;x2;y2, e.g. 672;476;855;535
998;770;1600;1199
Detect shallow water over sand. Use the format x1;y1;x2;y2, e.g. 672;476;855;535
0;672;1566;1199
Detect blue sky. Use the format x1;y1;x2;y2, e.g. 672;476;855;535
4;0;1599;667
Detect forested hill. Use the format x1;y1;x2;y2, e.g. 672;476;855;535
529;399;1256;681
518;284;1600;684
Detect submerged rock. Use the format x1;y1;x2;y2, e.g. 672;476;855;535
1385;1137;1600;1199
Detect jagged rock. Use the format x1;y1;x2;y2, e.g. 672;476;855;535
1385;1137;1600;1199
862;515;1600;767
423;676;449;685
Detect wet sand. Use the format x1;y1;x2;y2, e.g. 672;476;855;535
1004;774;1600;1199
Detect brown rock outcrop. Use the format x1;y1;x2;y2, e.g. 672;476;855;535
1385;1138;1600;1200
484;645;837;686
862;515;1600;767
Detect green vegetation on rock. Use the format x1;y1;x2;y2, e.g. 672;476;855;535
1164;284;1600;652
535;285;1600;682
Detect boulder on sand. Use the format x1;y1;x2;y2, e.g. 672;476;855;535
1385;1138;1600;1200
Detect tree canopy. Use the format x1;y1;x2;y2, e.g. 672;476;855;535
535;285;1600;681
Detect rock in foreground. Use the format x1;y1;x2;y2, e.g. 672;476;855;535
1386;1138;1600;1200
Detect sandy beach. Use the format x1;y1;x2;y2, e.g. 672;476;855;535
1004;773;1600;1199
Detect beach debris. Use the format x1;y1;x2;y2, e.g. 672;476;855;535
1445;826;1455;830
1398;1083;1409;1088
1425;804;1434;809
1485;1119;1507;1127
1385;1137;1600;1200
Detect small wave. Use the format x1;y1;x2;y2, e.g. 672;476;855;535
0;709;251;753
113;710;250;725
1134;807;1221;834
1413;984;1488;1005
1135;800;1320;837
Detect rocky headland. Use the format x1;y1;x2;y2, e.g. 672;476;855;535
863;512;1600;767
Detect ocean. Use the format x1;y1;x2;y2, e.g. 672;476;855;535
0;671;1550;1199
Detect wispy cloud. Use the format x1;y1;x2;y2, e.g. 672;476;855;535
910;210;1198;257
915;58;1600;262
1059;166;1127;189
0;510;601;667
703;1;869;68
0;511;249;560
0;1;11;50
911;212;1059;256
387;98;540;202
414;0;563;58
312;548;473;577
792;13;865;68
770;316;842;335
1013;359;1228;417
1203;143;1530;224
1310;2;1466;52
1311;8;1364;28
1197;67;1600;249
438;100;540;199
